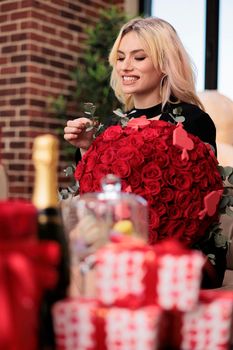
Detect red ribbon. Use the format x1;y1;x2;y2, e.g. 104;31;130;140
0;241;60;350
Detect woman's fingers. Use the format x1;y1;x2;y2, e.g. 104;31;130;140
67;118;92;128
64;126;83;134
64;133;78;141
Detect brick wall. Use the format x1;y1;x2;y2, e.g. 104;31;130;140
0;0;125;199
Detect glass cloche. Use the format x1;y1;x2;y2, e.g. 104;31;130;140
69;174;148;262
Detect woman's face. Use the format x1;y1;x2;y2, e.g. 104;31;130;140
116;31;163;106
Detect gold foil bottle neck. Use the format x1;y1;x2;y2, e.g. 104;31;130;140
32;134;59;209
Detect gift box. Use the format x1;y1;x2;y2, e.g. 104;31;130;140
155;240;205;311
179;290;233;350
95;238;205;311
52;298;162;350
95;238;157;307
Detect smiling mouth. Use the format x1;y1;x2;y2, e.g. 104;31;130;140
122;76;139;84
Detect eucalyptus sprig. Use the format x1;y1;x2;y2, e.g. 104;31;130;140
83;102;105;138
169;107;185;123
113;108;129;127
218;165;233;216
58;164;79;200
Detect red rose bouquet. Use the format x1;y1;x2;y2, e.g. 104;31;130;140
75;118;223;246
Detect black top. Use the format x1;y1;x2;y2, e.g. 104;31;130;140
74;101;227;288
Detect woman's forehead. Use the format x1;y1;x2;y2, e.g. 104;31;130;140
118;31;147;52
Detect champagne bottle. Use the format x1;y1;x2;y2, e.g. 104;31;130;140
32;134;70;349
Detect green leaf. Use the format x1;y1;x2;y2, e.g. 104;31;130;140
219;196;230;209
226;206;233;217
218;165;226;180
174;116;185;123
223;166;233;177
173;107;182;115
228;173;233;185
214;232;228;248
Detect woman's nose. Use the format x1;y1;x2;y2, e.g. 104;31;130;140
122;57;133;70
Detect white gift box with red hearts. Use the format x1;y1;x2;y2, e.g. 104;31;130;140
52;239;233;350
52;298;162;350
179;290;233;350
52;293;233;350
95;239;205;311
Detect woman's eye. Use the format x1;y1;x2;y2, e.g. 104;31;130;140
117;57;124;61
135;57;146;61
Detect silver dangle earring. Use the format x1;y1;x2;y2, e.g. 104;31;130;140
159;74;168;97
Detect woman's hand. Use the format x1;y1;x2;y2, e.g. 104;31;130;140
64;117;95;151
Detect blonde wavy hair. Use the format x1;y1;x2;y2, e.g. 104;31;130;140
109;17;204;112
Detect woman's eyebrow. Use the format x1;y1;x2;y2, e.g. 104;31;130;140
117;49;145;54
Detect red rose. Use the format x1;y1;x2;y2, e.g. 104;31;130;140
174;172;192;190
149;210;160;230
124;127;134;136
152;202;167;217
175;191;194;209
170;148;191;170
100;148;116;164
112;159;131;178
159;219;186;241
140;142;154;158
93;164;110;182
189;138;210;161
153;152;169;169
128;133;144;148
85;151;99;172
141;127;160;141
192;158;211;181
117;146;144;168
159;187;174;202
184;201;202;218
116;145;137;160
128;151;144;167
79;173;93;193
168;205;182;219
102;125;123;141
165;169;192;190
129;170;142;189
144;180;161;196
153;138;168;151
142;162;162;183
115;136;130;148
75;161;84;180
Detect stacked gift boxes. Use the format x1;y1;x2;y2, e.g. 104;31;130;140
52;238;233;350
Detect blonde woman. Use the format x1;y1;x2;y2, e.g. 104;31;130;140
64;17;226;289
64;17;216;157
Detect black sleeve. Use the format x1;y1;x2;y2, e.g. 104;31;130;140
75;148;82;165
187;112;217;155
160;103;217;155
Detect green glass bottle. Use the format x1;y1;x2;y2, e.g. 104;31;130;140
32;134;70;349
